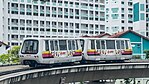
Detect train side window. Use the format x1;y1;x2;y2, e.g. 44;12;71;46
45;40;49;51
101;40;105;49
116;40;120;49
96;40;101;49
50;41;54;51
125;40;129;49
121;41;125;49
68;40;72;50
54;40;58;51
75;40;79;50
21;40;38;54
72;40;76;50
59;40;67;50
91;40;95;49
80;39;84;50
106;40;115;49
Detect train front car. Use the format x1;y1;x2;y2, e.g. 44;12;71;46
19;38;83;67
82;38;132;63
19;38;40;67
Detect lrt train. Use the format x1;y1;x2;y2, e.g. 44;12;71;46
19;38;132;67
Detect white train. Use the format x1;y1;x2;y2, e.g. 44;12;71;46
82;38;132;63
19;38;132;67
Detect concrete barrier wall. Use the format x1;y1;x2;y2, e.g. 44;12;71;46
1;63;149;84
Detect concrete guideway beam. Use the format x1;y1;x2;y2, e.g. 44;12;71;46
0;63;149;84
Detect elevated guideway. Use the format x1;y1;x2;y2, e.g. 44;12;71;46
1;62;149;84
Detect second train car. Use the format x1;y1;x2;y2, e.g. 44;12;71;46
19;38;132;67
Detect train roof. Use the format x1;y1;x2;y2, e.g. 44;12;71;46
23;37;130;40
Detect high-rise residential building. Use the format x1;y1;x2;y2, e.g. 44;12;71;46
105;0;133;34
133;0;147;37
0;0;106;46
146;0;149;37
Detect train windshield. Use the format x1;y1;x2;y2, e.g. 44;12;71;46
21;40;38;54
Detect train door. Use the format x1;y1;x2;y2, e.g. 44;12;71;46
100;40;106;55
42;40;54;59
116;40;121;55
105;40;116;56
68;39;82;57
87;40;100;56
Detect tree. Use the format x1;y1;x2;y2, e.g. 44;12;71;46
144;50;149;59
0;46;20;64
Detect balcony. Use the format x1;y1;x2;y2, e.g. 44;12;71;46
12;30;18;33
52;11;56;14
12;0;18;2
12;38;18;41
100;17;105;21
65;4;68;7
52;25;56;28
81;14;88;17
128;18;133;21
70;13;74;16
58;26;63;28
46;32;50;35
33;1;38;4
33;24;38;27
52;2;56;6
95;15;99;18
100;7;105;10
147;18;149;21
33;9;38;13
128;10;132;13
11;23;18;26
95;7;98;10
27;31;32;34
64;12;68;16
20;30;25;33
75;14;79;16
81;5;88;9
46;25;50;27
11;7;18;12
20;8;25;12
58;11;63;15
89;14;94;18
70;4;73;7
146;8;149;12
75;5;79;8
40;31;45;34
90;7;93;9
47;2;50;5
27;23;32;26
59;3;62;6
40;24;44;27
40;10;44;14
27;8;31;12
33;31;38;34
20;23;25;26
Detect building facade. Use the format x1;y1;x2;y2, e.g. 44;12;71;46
109;30;149;59
133;0;147;36
0;41;9;55
0;0;106;46
105;0;133;34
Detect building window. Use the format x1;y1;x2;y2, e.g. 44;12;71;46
140;13;145;20
121;1;124;4
111;14;119;19
111;8;119;13
140;4;144;11
128;27;133;30
121;20;124;23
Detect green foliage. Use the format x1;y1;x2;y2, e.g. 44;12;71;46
144;50;149;59
0;46;20;64
132;55;141;59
